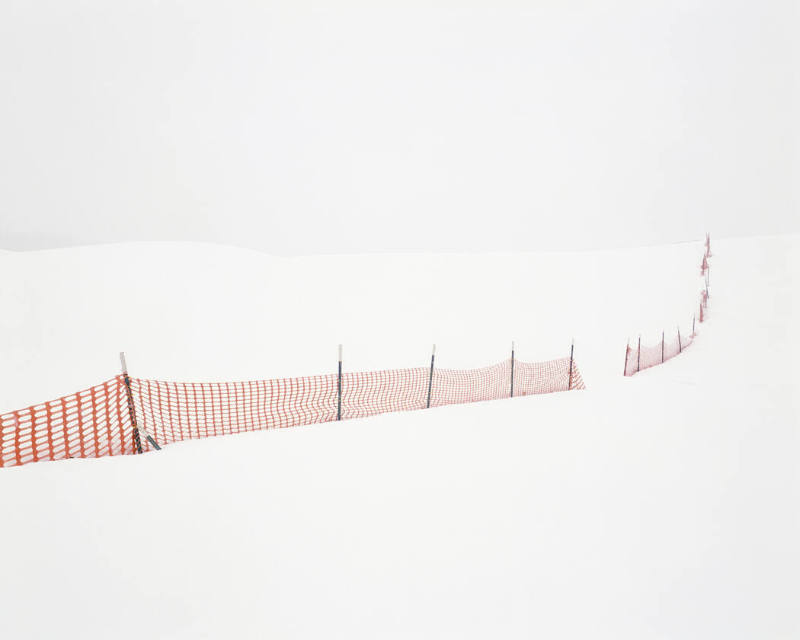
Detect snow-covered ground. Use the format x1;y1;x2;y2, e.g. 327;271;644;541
0;235;797;638
1;239;705;407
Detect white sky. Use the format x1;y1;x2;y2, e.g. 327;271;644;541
0;0;797;254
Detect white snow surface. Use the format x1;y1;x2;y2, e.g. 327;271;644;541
0;235;798;638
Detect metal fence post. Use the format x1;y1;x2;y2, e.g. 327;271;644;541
624;338;630;376
119;352;160;452
426;344;435;409
637;335;641;372
510;341;515;398
661;331;665;363
677;327;682;353
568;340;574;390
337;344;342;421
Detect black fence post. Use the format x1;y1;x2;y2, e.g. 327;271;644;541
624;338;630;376
119;352;160;452
426;344;435;409
337;344;342;421
637;335;641;373
568;340;574;390
510;341;515;398
677;327;682;353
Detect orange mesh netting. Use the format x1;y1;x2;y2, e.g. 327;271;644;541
1;357;586;466
623;239;711;377
130;374;338;448
700;289;708;322
514;357;585;396
624;333;693;376
131;358;585;450
429;361;511;408
0;376;135;467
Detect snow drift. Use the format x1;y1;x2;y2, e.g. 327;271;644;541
0;235;797;639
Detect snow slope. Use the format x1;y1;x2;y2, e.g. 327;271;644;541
0;236;798;639
1;239;704;409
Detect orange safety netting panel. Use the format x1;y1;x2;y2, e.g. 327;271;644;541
623;240;711;377
130;357;586;449
699;289;708;322
130;374;338;448
1;357;587;466
430;360;512;408
343;368;429;418
516;356;585;395
0;376;135;467
624;333;694;376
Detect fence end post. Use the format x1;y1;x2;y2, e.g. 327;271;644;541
119;352;160;452
568;339;574;390
637;334;641;373
426;344;435;409
510;341;515;398
624;337;630;376
337;344;343;421
119;351;142;454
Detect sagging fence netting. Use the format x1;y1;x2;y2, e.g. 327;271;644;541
1;356;585;467
624;233;712;377
0;376;136;467
624;331;694;377
0;234;711;466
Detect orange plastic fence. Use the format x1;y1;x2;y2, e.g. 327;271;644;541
0;376;135;467
624;332;694;376
624;236;711;377
131;357;584;451
0;357;585;467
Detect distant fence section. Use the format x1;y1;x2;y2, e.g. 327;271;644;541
624;331;694;377
624;233;711;377
1;353;585;467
